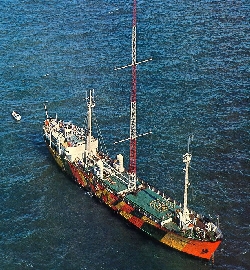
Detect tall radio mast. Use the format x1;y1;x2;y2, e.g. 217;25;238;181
115;0;152;192
128;0;137;191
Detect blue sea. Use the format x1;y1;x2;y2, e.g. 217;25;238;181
0;0;249;269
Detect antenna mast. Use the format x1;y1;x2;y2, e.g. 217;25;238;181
86;89;95;152
115;0;152;193
182;136;193;222
128;0;137;191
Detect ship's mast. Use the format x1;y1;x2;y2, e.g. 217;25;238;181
128;0;137;191
86;89;95;152
115;0;151;193
182;137;192;221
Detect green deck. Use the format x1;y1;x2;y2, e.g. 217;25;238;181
102;170;181;224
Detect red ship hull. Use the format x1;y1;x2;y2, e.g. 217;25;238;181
46;144;221;260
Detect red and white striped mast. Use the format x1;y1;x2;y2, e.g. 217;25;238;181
128;0;138;191
115;1;152;192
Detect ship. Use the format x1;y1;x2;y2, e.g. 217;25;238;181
43;0;222;261
12;110;21;121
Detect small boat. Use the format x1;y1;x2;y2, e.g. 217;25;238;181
12;111;21;121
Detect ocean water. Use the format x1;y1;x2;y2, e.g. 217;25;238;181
0;0;249;269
